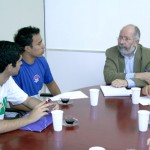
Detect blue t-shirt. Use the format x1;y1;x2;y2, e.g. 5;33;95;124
13;56;53;96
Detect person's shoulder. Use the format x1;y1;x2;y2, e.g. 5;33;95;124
106;45;118;51
7;76;13;82
138;44;150;61
4;76;15;86
36;56;46;61
139;44;150;53
141;45;150;52
35;56;49;68
106;45;119;55
36;56;47;63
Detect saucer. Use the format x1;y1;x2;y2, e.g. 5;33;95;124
57;100;73;105
63;119;79;127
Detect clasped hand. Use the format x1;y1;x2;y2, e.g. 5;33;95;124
143;72;150;84
111;79;128;88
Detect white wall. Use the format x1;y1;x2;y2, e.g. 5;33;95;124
0;0;44;41
46;50;106;92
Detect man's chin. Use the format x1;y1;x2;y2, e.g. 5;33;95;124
119;49;131;55
119;46;136;56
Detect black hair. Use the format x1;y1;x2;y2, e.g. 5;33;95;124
14;26;40;49
0;41;24;73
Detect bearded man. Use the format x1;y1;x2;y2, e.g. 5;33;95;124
103;24;150;88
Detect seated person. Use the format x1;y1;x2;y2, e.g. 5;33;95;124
0;41;58;134
11;26;61;111
104;24;150;88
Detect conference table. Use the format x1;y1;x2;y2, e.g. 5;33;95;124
0;85;150;150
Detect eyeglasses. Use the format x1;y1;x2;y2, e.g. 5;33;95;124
117;36;133;42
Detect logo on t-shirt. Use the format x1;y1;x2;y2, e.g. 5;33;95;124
34;74;40;83
0;97;7;115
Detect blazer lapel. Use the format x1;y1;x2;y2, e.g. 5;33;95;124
134;45;142;72
118;54;125;72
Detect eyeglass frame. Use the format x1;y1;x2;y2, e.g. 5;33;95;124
117;36;134;42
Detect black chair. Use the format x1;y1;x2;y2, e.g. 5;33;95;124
5;108;27;119
40;93;53;97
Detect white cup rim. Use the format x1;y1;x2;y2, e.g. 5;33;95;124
51;110;63;114
138;110;150;115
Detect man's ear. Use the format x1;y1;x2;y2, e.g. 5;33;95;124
6;64;13;71
133;39;139;48
135;39;139;45
24;46;31;52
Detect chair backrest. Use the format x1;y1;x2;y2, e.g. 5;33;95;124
5;108;26;119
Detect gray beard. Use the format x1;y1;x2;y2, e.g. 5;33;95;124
118;45;136;56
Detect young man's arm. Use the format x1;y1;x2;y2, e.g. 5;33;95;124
10;96;59;111
23;96;59;110
46;80;61;96
9;97;42;112
0;101;51;134
9;103;31;111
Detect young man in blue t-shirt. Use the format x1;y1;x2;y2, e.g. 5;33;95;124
12;26;61;111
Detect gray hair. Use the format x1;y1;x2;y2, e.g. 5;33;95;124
134;25;140;40
121;24;141;40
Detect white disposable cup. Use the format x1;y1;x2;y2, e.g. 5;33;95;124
89;146;106;150
131;87;141;104
89;89;99;106
51;110;64;132
138;110;150;132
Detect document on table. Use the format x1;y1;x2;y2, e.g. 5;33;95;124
100;85;131;96
50;91;88;101
139;96;150;105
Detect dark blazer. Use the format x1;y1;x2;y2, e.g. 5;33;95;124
103;44;150;87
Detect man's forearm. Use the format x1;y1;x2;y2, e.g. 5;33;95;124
10;103;31;111
134;72;150;80
23;97;41;109
46;81;61;96
0;116;33;134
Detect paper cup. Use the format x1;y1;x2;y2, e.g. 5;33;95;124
131;87;141;104
89;89;99;106
51;110;63;131
138;110;150;132
89;146;106;150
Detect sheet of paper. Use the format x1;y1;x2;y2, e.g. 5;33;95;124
139;96;150;105
100;85;131;96
50;91;88;101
